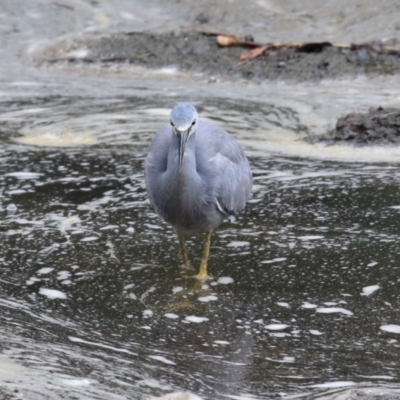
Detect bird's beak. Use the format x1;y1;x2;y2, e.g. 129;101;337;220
178;129;190;172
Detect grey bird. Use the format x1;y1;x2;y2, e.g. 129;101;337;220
145;103;252;279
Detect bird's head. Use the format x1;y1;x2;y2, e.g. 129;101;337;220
170;103;198;171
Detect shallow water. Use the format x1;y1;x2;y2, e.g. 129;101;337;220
1;76;400;399
2;0;400;398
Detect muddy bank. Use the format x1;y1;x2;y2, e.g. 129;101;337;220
39;31;400;82
306;107;400;146
0;388;18;400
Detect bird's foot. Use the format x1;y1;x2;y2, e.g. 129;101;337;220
194;271;213;281
181;262;195;271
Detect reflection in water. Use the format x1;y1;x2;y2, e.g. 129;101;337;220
1;95;400;399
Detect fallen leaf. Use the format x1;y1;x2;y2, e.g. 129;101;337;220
240;45;268;61
216;34;259;48
217;34;242;47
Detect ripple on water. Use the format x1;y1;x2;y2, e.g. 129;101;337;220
1;94;400;398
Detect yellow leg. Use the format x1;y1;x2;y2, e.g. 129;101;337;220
196;231;212;280
178;232;192;269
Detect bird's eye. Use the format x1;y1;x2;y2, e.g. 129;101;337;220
170;121;174;127
191;120;196;126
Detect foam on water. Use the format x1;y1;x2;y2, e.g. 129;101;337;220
316;308;353;316
380;325;400;334
185;316;209;323
39;288;67;299
308;381;356;388
361;284;380;296
148;355;176;365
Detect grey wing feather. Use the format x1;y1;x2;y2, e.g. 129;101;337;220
145;124;170;209
197;120;253;215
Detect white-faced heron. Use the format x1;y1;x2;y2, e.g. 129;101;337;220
145;103;252;279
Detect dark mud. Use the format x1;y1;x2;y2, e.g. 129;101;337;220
0;388;18;400
40;31;400;82
306;107;400;146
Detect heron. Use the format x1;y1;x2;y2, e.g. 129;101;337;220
145;103;252;279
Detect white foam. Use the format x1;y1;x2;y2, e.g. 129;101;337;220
309;329;324;335
277;302;290;308
124;283;135;290
6;204;17;213
198;295;218;303
298;235;324;241
8;189;26;195
80;236;99;242
159;66;178;75
361;284;380;296
60;378;91;386
308;381;356;388
59;216;80;232
164;313;179;319
68;337;138;355
266;356;295;363
15;219;44;225
270;332;291;338
185;316;209;323
39;288;67;299
226;241;250;247
316;307;353;316
99;225;119;230
301;302;318;309
138;378;173;391
26;277;40;285
265;324;289;331
66;49;89;59
214;340;230;345
57;271;71;280
37;267;54;274
358;375;394;380
5;172;42;179
380;324;400;334
261;257;287;264
148;355;176;365
217;277;234;285
143;310;153;317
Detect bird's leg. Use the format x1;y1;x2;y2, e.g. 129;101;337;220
196;231;212;280
177;232;192;269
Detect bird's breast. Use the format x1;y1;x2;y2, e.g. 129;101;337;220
162;169;221;233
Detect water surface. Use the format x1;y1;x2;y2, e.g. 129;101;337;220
1;85;400;399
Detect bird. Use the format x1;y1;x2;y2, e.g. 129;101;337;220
145;103;252;279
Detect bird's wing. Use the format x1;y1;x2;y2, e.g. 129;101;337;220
198;120;253;215
144;124;171;208
213;150;253;215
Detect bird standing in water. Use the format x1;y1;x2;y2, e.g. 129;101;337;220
145;103;252;279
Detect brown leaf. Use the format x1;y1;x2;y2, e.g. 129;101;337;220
240;46;268;61
217;34;242;47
